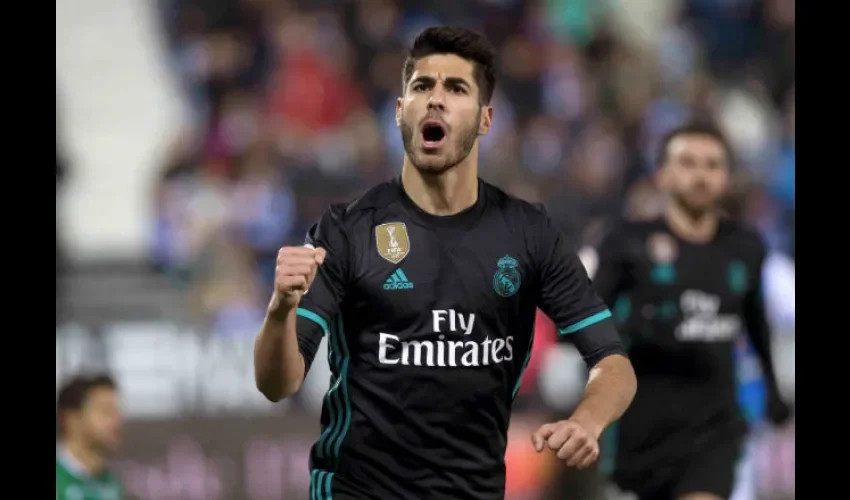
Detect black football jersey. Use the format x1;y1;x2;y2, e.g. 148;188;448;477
296;177;625;500
592;218;772;474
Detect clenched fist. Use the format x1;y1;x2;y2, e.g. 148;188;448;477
269;245;327;315
531;419;601;469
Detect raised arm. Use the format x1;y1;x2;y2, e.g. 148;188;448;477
254;208;349;402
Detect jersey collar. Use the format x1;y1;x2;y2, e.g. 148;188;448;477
393;175;486;229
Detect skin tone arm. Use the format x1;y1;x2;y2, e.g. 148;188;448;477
254;246;325;402
532;354;636;469
569;354;637;438
254;309;306;402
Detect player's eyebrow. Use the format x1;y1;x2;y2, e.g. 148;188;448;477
410;75;472;90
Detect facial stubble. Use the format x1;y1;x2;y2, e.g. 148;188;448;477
401;107;481;174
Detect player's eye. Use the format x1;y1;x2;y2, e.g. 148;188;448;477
706;159;724;170
679;157;696;169
412;83;428;92
450;86;467;94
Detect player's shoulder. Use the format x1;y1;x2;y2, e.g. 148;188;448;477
480;180;551;224
321;178;402;227
719;218;767;255
600;217;665;244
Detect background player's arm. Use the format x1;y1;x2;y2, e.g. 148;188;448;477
589;224;632;307
254;209;349;401
535;216;637;437
744;238;791;423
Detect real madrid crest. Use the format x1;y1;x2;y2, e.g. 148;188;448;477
493;255;522;298
375;222;411;264
727;260;748;294
647;232;678;264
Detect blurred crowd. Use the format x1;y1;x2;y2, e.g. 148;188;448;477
150;0;795;335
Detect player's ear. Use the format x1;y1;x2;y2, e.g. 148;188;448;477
478;105;492;135
395;97;403;127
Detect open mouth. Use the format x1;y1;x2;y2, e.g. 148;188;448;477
420;121;447;149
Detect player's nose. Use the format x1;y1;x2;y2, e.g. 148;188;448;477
427;93;445;111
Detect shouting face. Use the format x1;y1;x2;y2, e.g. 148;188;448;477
397;54;492;174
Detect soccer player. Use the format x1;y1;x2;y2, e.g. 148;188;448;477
591;123;792;500
56;374;124;500
254;26;637;499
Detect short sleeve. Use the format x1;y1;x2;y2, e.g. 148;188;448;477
534;213;625;366
296;206;350;374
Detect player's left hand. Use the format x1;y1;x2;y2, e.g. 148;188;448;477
531;419;601;469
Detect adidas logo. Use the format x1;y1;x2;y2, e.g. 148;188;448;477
383;269;414;290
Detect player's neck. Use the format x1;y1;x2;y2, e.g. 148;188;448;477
61;438;105;476
665;203;719;244
401;156;479;216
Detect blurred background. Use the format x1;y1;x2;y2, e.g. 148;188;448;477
55;0;794;499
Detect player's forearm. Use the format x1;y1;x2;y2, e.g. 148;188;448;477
744;298;782;394
254;304;306;402
570;354;636;438
746;319;782;395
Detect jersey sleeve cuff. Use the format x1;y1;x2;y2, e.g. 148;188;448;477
557;309;612;336
296;307;330;336
557;309;626;367
581;343;628;368
295;307;329;376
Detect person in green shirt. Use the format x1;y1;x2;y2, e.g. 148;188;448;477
56;374;124;500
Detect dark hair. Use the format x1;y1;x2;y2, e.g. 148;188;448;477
402;26;497;105
57;374;117;435
656;121;735;168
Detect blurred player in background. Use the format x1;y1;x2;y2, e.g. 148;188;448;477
591;123;791;500
57;374;123;500
254;26;636;500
